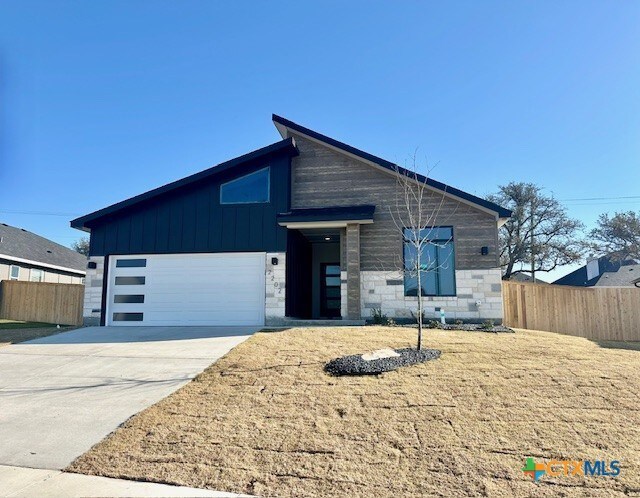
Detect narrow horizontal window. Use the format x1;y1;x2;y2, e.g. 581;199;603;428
115;276;145;285
220;167;270;204
116;258;147;268
112;312;143;322
114;294;145;304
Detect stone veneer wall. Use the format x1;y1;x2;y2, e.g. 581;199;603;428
361;268;503;322
265;252;286;325
83;255;105;326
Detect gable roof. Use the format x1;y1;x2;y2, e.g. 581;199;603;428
593;264;640;287
553;256;640;287
0;223;86;274
272;114;512;219
71;138;298;231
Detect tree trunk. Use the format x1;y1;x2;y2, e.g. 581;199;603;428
416;263;423;351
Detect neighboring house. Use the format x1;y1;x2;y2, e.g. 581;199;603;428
553;256;640;287
71;115;511;327
0;223;86;284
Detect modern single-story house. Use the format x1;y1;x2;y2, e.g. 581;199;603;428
553;255;640;287
0;223;86;284
71;115;511;327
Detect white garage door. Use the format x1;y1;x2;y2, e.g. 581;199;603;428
106;253;266;326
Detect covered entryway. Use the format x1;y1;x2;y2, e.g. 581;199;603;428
106;253;265;326
278;205;376;320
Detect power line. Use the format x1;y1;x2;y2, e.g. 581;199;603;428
0;209;81;217
560;195;640;202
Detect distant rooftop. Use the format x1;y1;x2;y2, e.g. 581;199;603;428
0;222;86;274
553;256;639;288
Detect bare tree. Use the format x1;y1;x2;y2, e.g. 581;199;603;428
71;237;90;257
386;157;454;350
590;211;640;262
487;182;584;280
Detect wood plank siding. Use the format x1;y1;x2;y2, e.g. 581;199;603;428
503;281;640;341
290;134;500;271
0;280;84;326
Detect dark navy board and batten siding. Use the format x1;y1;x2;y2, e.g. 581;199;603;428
88;155;291;256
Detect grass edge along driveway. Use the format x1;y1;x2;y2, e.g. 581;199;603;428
68;326;640;497
0;319;74;347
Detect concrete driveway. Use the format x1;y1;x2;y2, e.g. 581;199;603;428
0;326;257;470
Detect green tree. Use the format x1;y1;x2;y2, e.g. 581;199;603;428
487;182;584;280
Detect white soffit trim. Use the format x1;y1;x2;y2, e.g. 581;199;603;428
279;220;374;229
0;253;86;276
275;123;501;220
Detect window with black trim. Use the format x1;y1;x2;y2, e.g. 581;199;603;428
403;227;456;296
113;312;143;322
116;259;146;268
115;276;146;285
220;167;270;204
114;294;145;304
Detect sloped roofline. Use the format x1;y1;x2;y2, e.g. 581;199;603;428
71;138;299;231
272;114;512;219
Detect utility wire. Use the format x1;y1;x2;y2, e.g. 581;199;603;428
560;195;640;202
0;209;81;216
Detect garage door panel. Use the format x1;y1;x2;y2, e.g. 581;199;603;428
107;253;265;326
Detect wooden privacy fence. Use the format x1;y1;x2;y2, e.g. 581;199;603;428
503;281;640;341
0;280;84;326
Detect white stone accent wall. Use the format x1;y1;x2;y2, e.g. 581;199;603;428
83;255;104;326
361;268;503;322
265;252;286;324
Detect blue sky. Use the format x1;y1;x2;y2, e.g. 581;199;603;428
1;1;638;280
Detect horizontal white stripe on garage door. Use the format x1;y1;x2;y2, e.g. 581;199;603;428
107;253;265;326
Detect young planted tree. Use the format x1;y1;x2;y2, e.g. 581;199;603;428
590;211;640;262
487;182;584;280
387;158;454;350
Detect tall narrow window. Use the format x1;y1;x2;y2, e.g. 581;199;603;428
9;265;20;280
220;167;270;204
403;227;456;297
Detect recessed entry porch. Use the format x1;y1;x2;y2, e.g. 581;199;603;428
277;205;375;321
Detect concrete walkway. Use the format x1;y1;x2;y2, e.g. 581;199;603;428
0;465;249;497
0;326;257;470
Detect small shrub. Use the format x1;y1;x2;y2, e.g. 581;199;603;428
371;308;393;326
426;320;441;329
455;319;464;326
480;319;495;330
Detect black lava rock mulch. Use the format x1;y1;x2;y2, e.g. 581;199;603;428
325;348;441;376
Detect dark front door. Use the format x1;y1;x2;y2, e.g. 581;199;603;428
320;263;341;318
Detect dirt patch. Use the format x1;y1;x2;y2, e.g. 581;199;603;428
68;327;640;497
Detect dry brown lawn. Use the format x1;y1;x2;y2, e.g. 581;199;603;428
68;327;640;497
